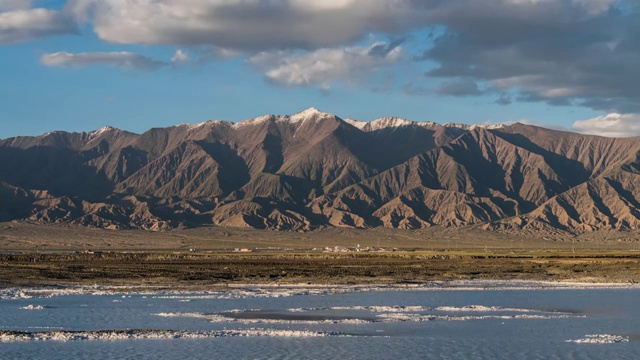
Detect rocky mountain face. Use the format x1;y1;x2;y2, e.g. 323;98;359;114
1;108;639;234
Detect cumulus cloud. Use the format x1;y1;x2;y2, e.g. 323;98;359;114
40;51;165;70
248;42;402;90
419;0;640;113
65;0;421;50
572;113;640;137
64;0;620;53
6;0;639;115
0;7;76;44
171;49;189;63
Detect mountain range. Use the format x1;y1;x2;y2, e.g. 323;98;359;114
2;107;640;235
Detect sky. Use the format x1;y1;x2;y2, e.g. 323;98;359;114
1;0;640;138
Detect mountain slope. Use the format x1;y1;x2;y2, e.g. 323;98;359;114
491;148;640;234
1;108;640;234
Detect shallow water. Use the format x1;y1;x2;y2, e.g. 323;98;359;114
1;284;639;359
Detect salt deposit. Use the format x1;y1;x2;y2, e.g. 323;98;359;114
155;312;371;325
330;305;429;313
376;313;574;322
0;329;347;342
156;307;576;325
3;281;640;301
433;305;544;313
0;288;33;300
565;334;630;344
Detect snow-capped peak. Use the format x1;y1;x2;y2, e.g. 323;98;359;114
89;126;119;138
346;117;440;131
233;114;278;128
215;109;506;132
370;117;415;130
443;123;505;130
232;108;334;128
183;120;230;130
474;123;506;130
289;107;330;123
42;130;64;137
343;118;368;130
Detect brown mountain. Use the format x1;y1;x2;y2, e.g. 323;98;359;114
1;108;639;234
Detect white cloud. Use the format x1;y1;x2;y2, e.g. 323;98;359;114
417;0;640;113
64;0;619;52
3;0;633;117
572;113;640;138
208;47;240;60
41;51;165;70
171;49;189;63
56;0;636;113
65;0;419;50
0;7;76;44
248;42;402;90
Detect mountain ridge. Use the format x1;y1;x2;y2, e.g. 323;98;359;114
2;108;639;235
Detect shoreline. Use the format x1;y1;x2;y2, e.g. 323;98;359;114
2;251;640;289
3;280;640;301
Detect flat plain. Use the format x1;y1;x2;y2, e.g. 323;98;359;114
1;223;640;288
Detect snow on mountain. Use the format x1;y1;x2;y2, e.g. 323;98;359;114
289;107;327;123
163;107;505;132
89;126;119;139
443;123;505;130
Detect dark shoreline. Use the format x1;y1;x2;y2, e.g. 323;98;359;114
2;251;640;288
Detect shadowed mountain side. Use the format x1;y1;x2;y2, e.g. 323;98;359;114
495;124;640;178
227;173;310;204
490;149;640;234
0;183;33;222
88;146;150;184
442;129;569;207
371;187;515;229
343;121;462;173
0;146;114;200
274;112;376;195
116;141;250;198
311;128;572;228
0;126;138;152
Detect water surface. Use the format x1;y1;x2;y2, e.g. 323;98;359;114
1;284;638;359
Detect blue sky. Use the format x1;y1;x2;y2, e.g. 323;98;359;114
1;0;639;138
